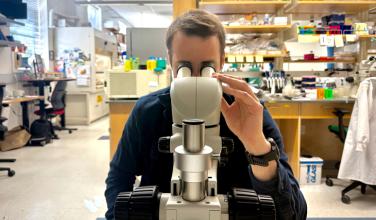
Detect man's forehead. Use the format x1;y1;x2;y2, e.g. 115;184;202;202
177;61;215;65
172;31;219;45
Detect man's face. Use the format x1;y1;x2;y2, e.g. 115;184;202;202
169;31;224;77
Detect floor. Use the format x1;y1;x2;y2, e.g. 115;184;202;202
0;118;109;220
0;117;375;219
301;180;376;218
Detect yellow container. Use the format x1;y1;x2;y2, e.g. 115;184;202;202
124;59;132;72
317;88;325;100
147;59;157;71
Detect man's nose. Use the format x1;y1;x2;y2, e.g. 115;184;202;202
191;70;201;77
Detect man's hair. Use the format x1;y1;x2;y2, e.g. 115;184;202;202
166;9;225;61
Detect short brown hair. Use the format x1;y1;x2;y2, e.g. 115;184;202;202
166;9;225;61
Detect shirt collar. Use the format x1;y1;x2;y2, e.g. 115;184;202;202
157;87;172;122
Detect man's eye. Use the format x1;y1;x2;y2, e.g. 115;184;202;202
201;66;215;77
177;66;192;78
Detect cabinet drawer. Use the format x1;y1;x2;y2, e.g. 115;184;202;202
301;103;354;119
264;103;299;119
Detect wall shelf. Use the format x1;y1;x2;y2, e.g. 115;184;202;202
0;40;24;48
224;25;292;34
223;71;262;78
293;34;363;44
284;59;356;63
285;0;376;14
199;1;290;14
0;17;24;26
226;53;287;58
359;34;376;39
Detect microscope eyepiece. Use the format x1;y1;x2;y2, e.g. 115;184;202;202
200;62;216;77
177;62;193;78
176;62;216;78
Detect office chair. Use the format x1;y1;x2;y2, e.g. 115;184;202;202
34;81;77;139
326;108;376;204
0;84;16;177
326;108;349;178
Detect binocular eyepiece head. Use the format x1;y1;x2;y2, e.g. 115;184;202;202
176;62;216;78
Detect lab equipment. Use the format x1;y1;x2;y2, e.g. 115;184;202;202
358;54;376;81
262;70;286;95
106;69;170;98
113;64;276;219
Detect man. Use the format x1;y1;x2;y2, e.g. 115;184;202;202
105;9;307;219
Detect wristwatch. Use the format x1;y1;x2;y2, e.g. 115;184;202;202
246;138;280;167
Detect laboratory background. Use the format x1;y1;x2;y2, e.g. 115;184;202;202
0;0;375;219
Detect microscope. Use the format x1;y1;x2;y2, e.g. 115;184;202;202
359;54;376;81
113;63;276;220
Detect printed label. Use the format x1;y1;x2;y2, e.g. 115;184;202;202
306;165;317;183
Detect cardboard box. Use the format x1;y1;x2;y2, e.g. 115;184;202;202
0;126;30;151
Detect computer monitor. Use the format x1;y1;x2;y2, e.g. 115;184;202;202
0;0;27;19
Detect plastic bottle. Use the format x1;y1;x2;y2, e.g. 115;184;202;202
334;79;345;98
283;78;295;97
147;56;156;71
150;59;157;71
121;51;127;61
324;88;333;99
317;87;325;99
132;57;139;70
157;57;166;69
124;59;132;72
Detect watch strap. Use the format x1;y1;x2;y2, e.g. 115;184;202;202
246;138;280;167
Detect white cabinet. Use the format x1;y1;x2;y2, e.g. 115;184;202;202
65;89;108;125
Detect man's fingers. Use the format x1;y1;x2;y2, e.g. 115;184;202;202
217;74;259;101
213;73;259;101
222;84;256;107
221;74;242;81
220;97;230;114
213;72;241;81
216;74;250;92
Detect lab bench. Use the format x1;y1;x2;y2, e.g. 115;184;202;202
263;98;354;179
108;97;355;179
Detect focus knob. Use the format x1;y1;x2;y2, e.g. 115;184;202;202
158;136;171;153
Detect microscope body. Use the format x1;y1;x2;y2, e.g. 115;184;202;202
159;76;228;219
114;66;276;220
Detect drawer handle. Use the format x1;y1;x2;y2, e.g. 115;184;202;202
267;104;291;109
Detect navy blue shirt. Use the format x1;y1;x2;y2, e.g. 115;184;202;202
105;87;307;219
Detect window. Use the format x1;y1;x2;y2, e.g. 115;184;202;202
10;0;42;58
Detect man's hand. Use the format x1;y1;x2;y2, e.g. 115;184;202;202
213;73;277;181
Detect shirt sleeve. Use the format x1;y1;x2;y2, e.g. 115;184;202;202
104;102;144;220
249;106;307;220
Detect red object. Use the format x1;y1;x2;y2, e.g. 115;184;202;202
329;25;341;34
34;108;65;116
304;53;315;60
319;56;335;61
